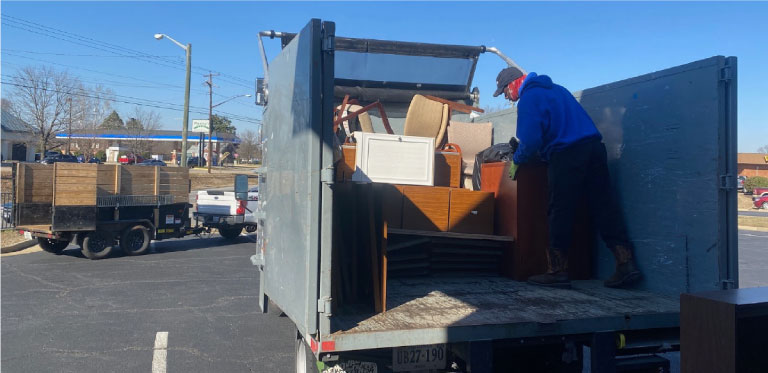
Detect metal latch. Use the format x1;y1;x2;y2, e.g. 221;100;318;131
250;253;264;269
719;174;735;190
323;36;335;52
720;66;733;82
321;167;335;184
317;297;332;315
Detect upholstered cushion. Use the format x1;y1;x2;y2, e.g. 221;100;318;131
404;95;447;143
447;121;493;174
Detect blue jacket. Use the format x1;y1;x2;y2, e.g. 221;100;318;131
513;73;601;164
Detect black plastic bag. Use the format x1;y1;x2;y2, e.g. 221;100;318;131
472;143;515;190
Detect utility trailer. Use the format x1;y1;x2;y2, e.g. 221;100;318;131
16;163;201;259
252;19;738;372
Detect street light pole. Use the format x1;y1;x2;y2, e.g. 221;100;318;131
67;97;72;154
181;43;191;168
154;33;191;167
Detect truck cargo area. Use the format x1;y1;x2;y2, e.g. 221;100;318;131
330;277;678;350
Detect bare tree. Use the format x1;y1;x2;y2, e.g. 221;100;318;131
9;66;79;154
72;85;115;160
124;106;161;156
238;129;258;162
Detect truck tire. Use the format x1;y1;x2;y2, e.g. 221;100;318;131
120;225;151;256
37;237;69;255
295;332;316;373
219;226;243;240
81;231;113;260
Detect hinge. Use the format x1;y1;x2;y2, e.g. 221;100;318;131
720;66;733;82
317;296;332;316
323;35;335;52
721;279;736;289
321;167;335;184
719;174;735;190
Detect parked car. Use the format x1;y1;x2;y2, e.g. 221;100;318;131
1;202;12;224
137;159;167;167
119;154;144;165
40;154;78;164
737;175;746;191
178;156;206;168
753;194;768;210
87;157;102;164
753;187;768;197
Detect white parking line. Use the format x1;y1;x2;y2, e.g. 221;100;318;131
152;332;168;373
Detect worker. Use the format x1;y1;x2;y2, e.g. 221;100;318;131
493;66;642;288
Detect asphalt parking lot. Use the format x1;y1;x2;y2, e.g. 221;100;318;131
1;230;766;372
1;233;296;373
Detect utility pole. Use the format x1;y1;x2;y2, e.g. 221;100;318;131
204;72;219;174
67;97;72;154
181;43;192;168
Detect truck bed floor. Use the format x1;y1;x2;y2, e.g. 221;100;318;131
332;276;678;336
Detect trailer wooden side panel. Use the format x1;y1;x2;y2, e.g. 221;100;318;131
16;164;54;203
54;163;97;206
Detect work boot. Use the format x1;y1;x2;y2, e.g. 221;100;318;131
528;248;571;288
605;244;642;288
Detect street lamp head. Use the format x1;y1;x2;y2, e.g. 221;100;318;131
154;34;164;40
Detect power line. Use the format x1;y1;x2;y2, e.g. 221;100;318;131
2;81;261;124
1;48;180;58
2;15;255;89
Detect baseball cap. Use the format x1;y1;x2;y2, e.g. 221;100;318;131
493;66;524;97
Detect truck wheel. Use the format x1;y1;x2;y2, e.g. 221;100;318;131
37;237;69;255
245;224;257;233
120;225;150;256
219;226;243;240
295;332;316;373
81;231;113;260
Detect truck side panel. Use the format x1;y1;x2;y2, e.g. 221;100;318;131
261;19;324;337
476;56;737;295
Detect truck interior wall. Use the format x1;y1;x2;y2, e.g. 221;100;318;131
472;56;734;295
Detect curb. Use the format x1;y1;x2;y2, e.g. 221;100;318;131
739;226;768;233
1;239;37;254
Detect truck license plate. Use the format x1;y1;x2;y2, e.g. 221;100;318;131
392;344;446;372
23;231;32;240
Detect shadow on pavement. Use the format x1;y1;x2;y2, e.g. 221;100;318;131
58;234;257;260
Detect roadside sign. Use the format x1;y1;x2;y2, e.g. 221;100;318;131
192;119;210;132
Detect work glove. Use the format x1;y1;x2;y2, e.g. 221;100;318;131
509;162;520;180
508;137;520;154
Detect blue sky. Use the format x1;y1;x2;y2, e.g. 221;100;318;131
2;1;766;151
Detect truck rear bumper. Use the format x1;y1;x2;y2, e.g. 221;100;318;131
194;213;245;226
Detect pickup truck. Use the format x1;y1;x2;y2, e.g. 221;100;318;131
119;154;144;165
194;186;258;239
253;19;738;372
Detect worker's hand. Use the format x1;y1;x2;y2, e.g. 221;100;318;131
509;162;520;180
508;137;520;153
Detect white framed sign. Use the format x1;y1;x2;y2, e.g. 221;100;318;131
192;119;210;132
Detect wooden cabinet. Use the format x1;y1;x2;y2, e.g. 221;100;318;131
402;186;451;231
481;161;592;281
448;189;494;235
434;151;461;188
681;287;768;373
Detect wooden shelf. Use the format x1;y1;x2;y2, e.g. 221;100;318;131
388;228;514;242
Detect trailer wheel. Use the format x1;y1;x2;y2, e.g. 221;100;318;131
219;226;243;240
120;225;150;256
295;332;316;373
81;231;113;260
37;237;69;255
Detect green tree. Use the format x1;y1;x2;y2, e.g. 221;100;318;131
100;110;124;129
211;114;236;134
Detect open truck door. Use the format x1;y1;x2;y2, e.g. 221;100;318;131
257;19;335;341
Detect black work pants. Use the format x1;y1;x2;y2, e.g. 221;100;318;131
547;138;629;253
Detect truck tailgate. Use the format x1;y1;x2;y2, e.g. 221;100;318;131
196;191;236;215
327;277;679;352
